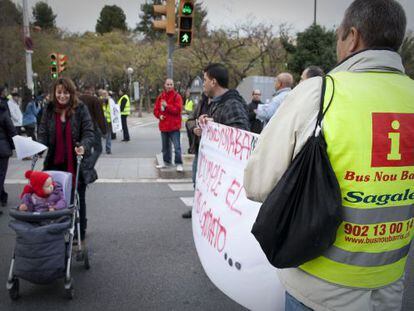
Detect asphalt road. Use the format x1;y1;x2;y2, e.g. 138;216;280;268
0;183;246;311
1;115;413;310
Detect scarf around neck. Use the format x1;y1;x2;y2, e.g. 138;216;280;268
54;112;74;176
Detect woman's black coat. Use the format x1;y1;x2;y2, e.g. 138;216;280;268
38;102;95;183
0;102;17;158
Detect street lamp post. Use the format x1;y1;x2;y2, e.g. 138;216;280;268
126;67;134;116
314;0;317;25
126;67;134;100
32;72;38;95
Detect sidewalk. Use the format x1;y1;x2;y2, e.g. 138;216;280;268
5;112;194;183
5;155;193;184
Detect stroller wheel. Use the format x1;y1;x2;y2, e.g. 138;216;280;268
8;278;19;300
64;280;74;300
84;249;90;270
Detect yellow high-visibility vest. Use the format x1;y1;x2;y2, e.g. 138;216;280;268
300;72;414;288
118;94;130;116
102;102;111;123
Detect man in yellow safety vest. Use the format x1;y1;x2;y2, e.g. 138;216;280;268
244;0;414;310
118;89;130;142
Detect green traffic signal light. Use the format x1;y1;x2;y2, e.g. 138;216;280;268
182;3;193;15
179;31;192;47
52;73;58;79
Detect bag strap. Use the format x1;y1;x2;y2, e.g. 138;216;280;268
313;75;335;136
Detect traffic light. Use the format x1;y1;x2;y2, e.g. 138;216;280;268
58;53;68;73
49;53;58;79
152;0;176;35
178;0;194;47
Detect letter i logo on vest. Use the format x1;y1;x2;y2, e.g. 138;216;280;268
371;113;414;167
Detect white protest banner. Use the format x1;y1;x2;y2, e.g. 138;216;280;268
109;97;122;132
192;122;285;311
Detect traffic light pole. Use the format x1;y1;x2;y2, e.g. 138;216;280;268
167;34;175;79
23;0;34;93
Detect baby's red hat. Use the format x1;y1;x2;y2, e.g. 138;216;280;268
21;170;51;198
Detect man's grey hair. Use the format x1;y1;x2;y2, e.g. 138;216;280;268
340;0;406;51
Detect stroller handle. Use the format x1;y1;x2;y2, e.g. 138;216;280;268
31;154;39;171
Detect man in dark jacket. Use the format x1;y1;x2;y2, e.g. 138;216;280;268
0;97;17;212
79;86;107;173
0;86;10;116
200;63;250;131
247;89;264;134
181;93;210;219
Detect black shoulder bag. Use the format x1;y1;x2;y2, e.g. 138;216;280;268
251;76;342;268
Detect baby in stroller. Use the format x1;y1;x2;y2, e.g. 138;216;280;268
19;170;66;212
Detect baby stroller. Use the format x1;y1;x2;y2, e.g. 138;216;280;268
6;155;90;300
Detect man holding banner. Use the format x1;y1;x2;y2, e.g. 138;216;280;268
244;0;413;310
199;63;250;132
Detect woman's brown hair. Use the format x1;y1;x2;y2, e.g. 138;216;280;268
51;77;79;116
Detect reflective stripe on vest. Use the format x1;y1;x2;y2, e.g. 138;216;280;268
300;72;414;289
118;94;130;116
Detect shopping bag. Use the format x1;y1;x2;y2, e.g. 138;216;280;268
251;76;342;268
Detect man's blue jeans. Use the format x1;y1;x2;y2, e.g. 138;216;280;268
161;130;182;165
192;153;198;185
105;126;111;153
285;292;313;311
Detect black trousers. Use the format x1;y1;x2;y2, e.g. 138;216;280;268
0;157;9;204
121;115;130;140
24;124;36;141
77;182;87;240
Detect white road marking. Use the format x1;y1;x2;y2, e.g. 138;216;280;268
168;183;194;191
180;197;194;207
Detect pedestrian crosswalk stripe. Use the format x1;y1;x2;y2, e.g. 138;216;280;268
169;183;194;191
180;197;194;207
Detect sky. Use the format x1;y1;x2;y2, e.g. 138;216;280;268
16;0;414;34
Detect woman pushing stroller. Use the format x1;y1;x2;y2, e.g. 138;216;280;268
38;77;94;242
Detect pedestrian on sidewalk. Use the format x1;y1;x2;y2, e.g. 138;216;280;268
118;88;131;142
300;66;324;83
22;86;40;141
101;90;113;154
244;1;413;310
182;93;210;219
255;73;293;126
79;85;107;167
7;90;23;135
0;95;17;213
38;77;94;242
247;89;264;134
183;88;195;154
153;78;184;172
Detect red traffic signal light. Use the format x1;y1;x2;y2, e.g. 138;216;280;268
178;0;194;47
58;54;68;73
152;0;176;35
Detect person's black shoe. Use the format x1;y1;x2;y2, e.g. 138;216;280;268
121;139;130;142
106;151;112;154
0;192;7;207
182;210;192;219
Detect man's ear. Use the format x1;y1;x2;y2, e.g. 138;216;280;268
348;27;365;53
